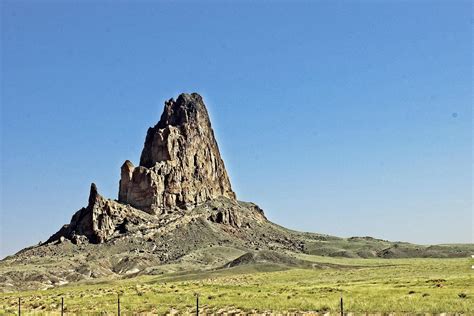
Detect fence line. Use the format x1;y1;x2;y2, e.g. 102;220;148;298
11;295;346;315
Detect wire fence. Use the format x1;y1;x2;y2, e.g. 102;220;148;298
1;296;465;315
3;294;350;315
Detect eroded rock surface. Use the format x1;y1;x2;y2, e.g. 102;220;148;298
119;93;236;214
46;183;155;244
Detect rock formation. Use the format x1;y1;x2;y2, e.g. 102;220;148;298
48;92;241;244
119;93;236;214
47;183;155;244
4;92;473;293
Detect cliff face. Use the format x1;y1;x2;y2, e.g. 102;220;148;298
118;93;236;214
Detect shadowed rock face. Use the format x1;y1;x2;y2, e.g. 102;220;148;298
119;93;236;214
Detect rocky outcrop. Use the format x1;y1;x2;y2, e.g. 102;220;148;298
46;183;154;244
47;93;242;245
118;93;236;214
209;209;242;228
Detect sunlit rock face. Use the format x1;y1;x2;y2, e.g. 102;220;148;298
118;93;236;214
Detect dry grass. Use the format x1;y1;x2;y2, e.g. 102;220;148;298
1;256;472;314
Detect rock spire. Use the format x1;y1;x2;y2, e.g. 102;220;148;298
118;93;236;214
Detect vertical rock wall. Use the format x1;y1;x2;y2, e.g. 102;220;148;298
118;93;236;214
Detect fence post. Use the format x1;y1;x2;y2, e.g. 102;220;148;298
117;294;121;316
340;295;343;316
196;294;199;316
18;297;20;316
61;297;64;316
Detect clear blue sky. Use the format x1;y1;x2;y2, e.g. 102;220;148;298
1;1;472;258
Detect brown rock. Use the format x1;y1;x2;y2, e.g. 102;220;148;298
119;93;236;214
47;183;154;244
46;93;243;245
209;209;242;228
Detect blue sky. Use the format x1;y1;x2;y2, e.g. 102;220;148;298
1;0;472;258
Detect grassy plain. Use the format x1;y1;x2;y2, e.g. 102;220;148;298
1;255;472;314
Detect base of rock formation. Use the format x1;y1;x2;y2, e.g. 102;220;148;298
1;187;472;291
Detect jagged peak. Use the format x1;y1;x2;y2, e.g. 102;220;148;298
156;92;209;130
120;93;235;213
88;182;99;206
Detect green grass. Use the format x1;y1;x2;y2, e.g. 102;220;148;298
1;256;473;314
